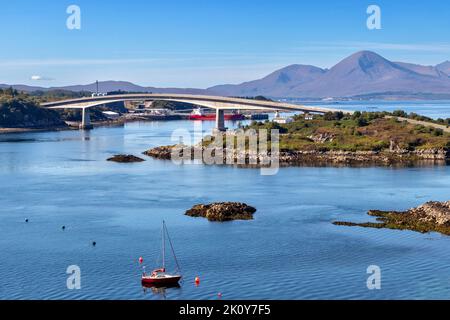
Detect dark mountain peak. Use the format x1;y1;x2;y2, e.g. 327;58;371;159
326;50;398;79
207;63;325;96
275;72;291;84
340;51;391;69
351;50;384;58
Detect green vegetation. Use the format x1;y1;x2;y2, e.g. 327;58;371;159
334;211;450;235
245;111;450;152
235;96;273;102
392;109;450;126
28;89;90;102
0;89;65;128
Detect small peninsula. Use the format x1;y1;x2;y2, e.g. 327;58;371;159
334;201;450;236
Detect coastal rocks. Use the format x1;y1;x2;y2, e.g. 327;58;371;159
411;148;449;160
277;149;445;166
389;139;408;152
143;146;170;160
408;201;450;225
333;201;450;236
308;132;335;143
185;202;257;222
144;145;449;166
144;145;185;160
107;154;145;163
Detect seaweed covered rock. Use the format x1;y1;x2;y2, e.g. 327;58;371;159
185;202;257;222
143;145;177;160
334;201;450;235
107;154;145;163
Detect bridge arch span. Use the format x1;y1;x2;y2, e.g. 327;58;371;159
40;93;352;130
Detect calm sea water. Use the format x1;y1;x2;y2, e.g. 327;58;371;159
0;104;449;300
303;100;450;119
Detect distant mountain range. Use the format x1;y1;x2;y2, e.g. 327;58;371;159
0;81;208;95
2;51;450;100
210;51;450;99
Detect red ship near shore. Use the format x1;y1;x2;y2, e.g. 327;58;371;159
188;108;245;121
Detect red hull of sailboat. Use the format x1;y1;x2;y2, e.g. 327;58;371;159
141;275;182;287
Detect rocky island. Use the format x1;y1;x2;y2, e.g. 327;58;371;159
334;201;450;236
185;202;257;222
107;154;145;163
144;111;450;167
143;146;174;160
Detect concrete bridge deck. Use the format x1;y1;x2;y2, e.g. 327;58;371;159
40;93;353;130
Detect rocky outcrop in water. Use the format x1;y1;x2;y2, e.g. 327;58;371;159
185;202;257;222
143;146;177;160
107;154;145;163
143;145;449;166
278;149;449;165
334;201;450;236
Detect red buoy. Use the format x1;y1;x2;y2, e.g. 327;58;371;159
195;277;200;286
139;257;144;264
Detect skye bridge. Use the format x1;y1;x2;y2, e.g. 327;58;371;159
40;93;352;131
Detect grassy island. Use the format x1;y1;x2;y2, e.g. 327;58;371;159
145;111;449;166
244;111;449;152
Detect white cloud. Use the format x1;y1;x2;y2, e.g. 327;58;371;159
31;75;54;81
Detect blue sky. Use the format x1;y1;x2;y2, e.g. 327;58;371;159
1;0;450;88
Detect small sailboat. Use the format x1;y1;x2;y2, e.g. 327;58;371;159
141;221;182;287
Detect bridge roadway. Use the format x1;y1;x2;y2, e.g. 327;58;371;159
40;93;353;131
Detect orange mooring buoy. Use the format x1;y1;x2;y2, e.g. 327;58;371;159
195;276;200;286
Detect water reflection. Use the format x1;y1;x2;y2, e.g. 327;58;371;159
142;283;181;299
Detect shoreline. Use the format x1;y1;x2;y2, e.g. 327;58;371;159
0;126;73;134
144;145;450;167
0;117;130;135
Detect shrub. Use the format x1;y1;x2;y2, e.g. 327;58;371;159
392;110;407;118
324;111;344;121
356;118;369;127
351;111;362;119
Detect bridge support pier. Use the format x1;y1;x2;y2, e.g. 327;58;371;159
213;109;226;134
79;108;93;130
